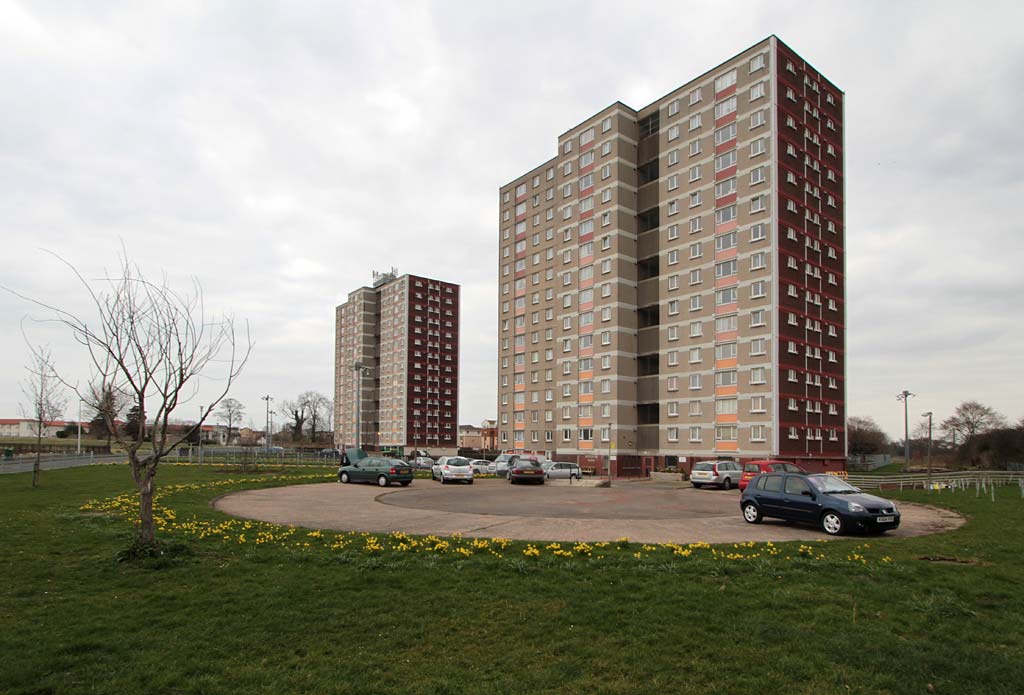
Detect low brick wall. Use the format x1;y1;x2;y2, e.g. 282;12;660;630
650;471;684;483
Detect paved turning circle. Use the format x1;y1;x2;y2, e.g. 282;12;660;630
214;478;965;544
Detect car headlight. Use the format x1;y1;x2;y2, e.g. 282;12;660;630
848;502;865;513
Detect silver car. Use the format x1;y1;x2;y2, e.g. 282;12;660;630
542;461;582;480
432;456;474;484
490;453;519;477
690;460;743;490
469;459;491;475
411;456;435;470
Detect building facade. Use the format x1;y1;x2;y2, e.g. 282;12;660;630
335;271;460;456
497;36;845;474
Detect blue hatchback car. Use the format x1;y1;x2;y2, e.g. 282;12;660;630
740;472;900;536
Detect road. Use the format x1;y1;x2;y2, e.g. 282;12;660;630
0;454;124;475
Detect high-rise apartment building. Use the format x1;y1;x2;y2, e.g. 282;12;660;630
496;37;845;474
335;271;460;456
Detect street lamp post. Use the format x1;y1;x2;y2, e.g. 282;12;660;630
351;363;370;451
922;411;933;492
897;390;915;467
198;405;204;464
261;395;273;449
76;399;82;455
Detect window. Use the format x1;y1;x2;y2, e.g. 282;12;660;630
668;200;679;215
689;164;701;182
750;252;766;270
688;113;701;131
601;116;612;132
750;309;765;327
689;140;701;157
667;401;679;417
563;140;572;154
689;321;702;337
714;123;736;146
690;217;702;235
689;426;702;442
750;223;766;242
689;87;702;105
749;53;765;73
667;350;679;366
667;174;679;191
688;296;701;312
601;164;611;179
750;110;766;128
667;249;679;265
689;269;701;285
667;376;679;391
579;127;595;146
715;150;737;172
749;82;765;100
715;426;737;442
668;149;679;166
688;347;701;364
750;166;765;185
668;99;680;116
689;242;702;259
689;374;702;390
750;280;765;298
715;231;737;251
667;427;679;442
715;287;737;305
751;367;766;384
668;300;679;315
667;223;679;240
713;96;737;119
668;125;680;141
715;259;736;278
689;191;701;208
750;425;766;442
750;138;766;156
714;69;736;92
715;178;737;199
667;325;679;341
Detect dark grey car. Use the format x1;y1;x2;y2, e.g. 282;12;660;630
740;473;901;536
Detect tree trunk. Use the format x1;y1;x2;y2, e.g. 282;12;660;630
137;473;157;545
32;427;42;488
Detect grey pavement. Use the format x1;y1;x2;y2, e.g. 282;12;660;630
214;478;965;544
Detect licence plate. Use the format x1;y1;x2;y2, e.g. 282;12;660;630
876;516;894;524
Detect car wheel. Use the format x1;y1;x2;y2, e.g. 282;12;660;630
400;481;411;487
377;475;389;488
722;478;732;490
340;471;350;484
742;502;762;524
692;483;703;489
821;511;845;536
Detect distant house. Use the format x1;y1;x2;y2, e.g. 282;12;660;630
0;418;87;438
458;425;484;449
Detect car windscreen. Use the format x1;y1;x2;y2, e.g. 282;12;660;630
445;458;470;466
693;462;715;471
808;475;859;493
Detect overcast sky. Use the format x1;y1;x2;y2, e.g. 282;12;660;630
2;0;1022;440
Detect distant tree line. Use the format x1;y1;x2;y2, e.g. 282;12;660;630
848;400;1023;470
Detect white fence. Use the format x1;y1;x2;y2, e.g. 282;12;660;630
847;470;1024;490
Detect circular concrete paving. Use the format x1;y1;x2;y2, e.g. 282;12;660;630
214;478;965;544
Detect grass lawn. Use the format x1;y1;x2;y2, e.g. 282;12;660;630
1;465;1022;694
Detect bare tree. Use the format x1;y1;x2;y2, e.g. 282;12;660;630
847;415;888;456
280;398;309;442
19;345;68;488
940;401;1008;444
215;398;245;445
8;253;251;545
301;391;332;443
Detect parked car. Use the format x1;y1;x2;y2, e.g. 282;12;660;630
411;456;435;470
338;457;413;487
690;460;743;489
490;453;520;477
738;460;806;491
740;472;901;536
432;456;474;484
508;459;545;484
318;448;341;459
542;461;582;480
469;459;491;475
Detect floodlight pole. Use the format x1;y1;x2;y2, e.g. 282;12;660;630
922;411;933;492
261;395;273;449
897;390;914;468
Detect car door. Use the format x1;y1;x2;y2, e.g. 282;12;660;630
754;474;785;517
781;476;818;522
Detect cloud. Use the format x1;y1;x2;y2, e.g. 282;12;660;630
1;0;1022;442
